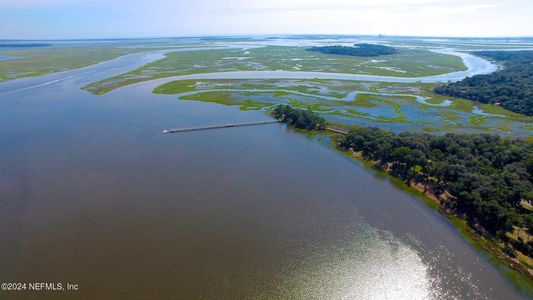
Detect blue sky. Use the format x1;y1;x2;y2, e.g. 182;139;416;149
1;0;532;39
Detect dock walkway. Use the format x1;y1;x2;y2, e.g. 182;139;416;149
325;127;348;135
163;119;282;134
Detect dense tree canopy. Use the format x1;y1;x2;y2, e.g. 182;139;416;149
435;51;533;116
339;127;533;257
307;43;397;57
272;105;325;130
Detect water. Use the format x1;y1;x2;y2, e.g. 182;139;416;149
0;55;18;61
0;50;527;299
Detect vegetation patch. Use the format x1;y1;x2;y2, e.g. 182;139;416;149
307;43;397;57
0;45;149;81
435;51;533;116
470;116;486;125
519;124;533;131
354;94;379;107
272;105;325;130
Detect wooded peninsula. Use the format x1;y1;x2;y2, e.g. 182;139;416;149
338;126;532;279
273;104;326;130
276;104;533;281
435;51;533;116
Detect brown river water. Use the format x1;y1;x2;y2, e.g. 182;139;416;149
0;50;528;299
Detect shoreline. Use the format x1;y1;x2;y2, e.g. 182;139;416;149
314;129;533;295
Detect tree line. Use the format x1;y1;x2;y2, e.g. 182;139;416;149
435;51;533;116
307;43;397;57
272;105;326;130
338;126;533;257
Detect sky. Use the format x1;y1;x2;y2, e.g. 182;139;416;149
1;0;533;39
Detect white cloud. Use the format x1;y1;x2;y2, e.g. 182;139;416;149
219;0;495;12
0;0;530;38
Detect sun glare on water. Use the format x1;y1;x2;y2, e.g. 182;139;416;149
266;225;480;300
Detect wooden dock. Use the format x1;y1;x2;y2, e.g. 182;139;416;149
326;127;348;135
162;119;282;134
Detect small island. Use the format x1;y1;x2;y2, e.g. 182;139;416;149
307;43;397;57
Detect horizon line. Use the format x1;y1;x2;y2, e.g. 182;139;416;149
2;33;533;42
